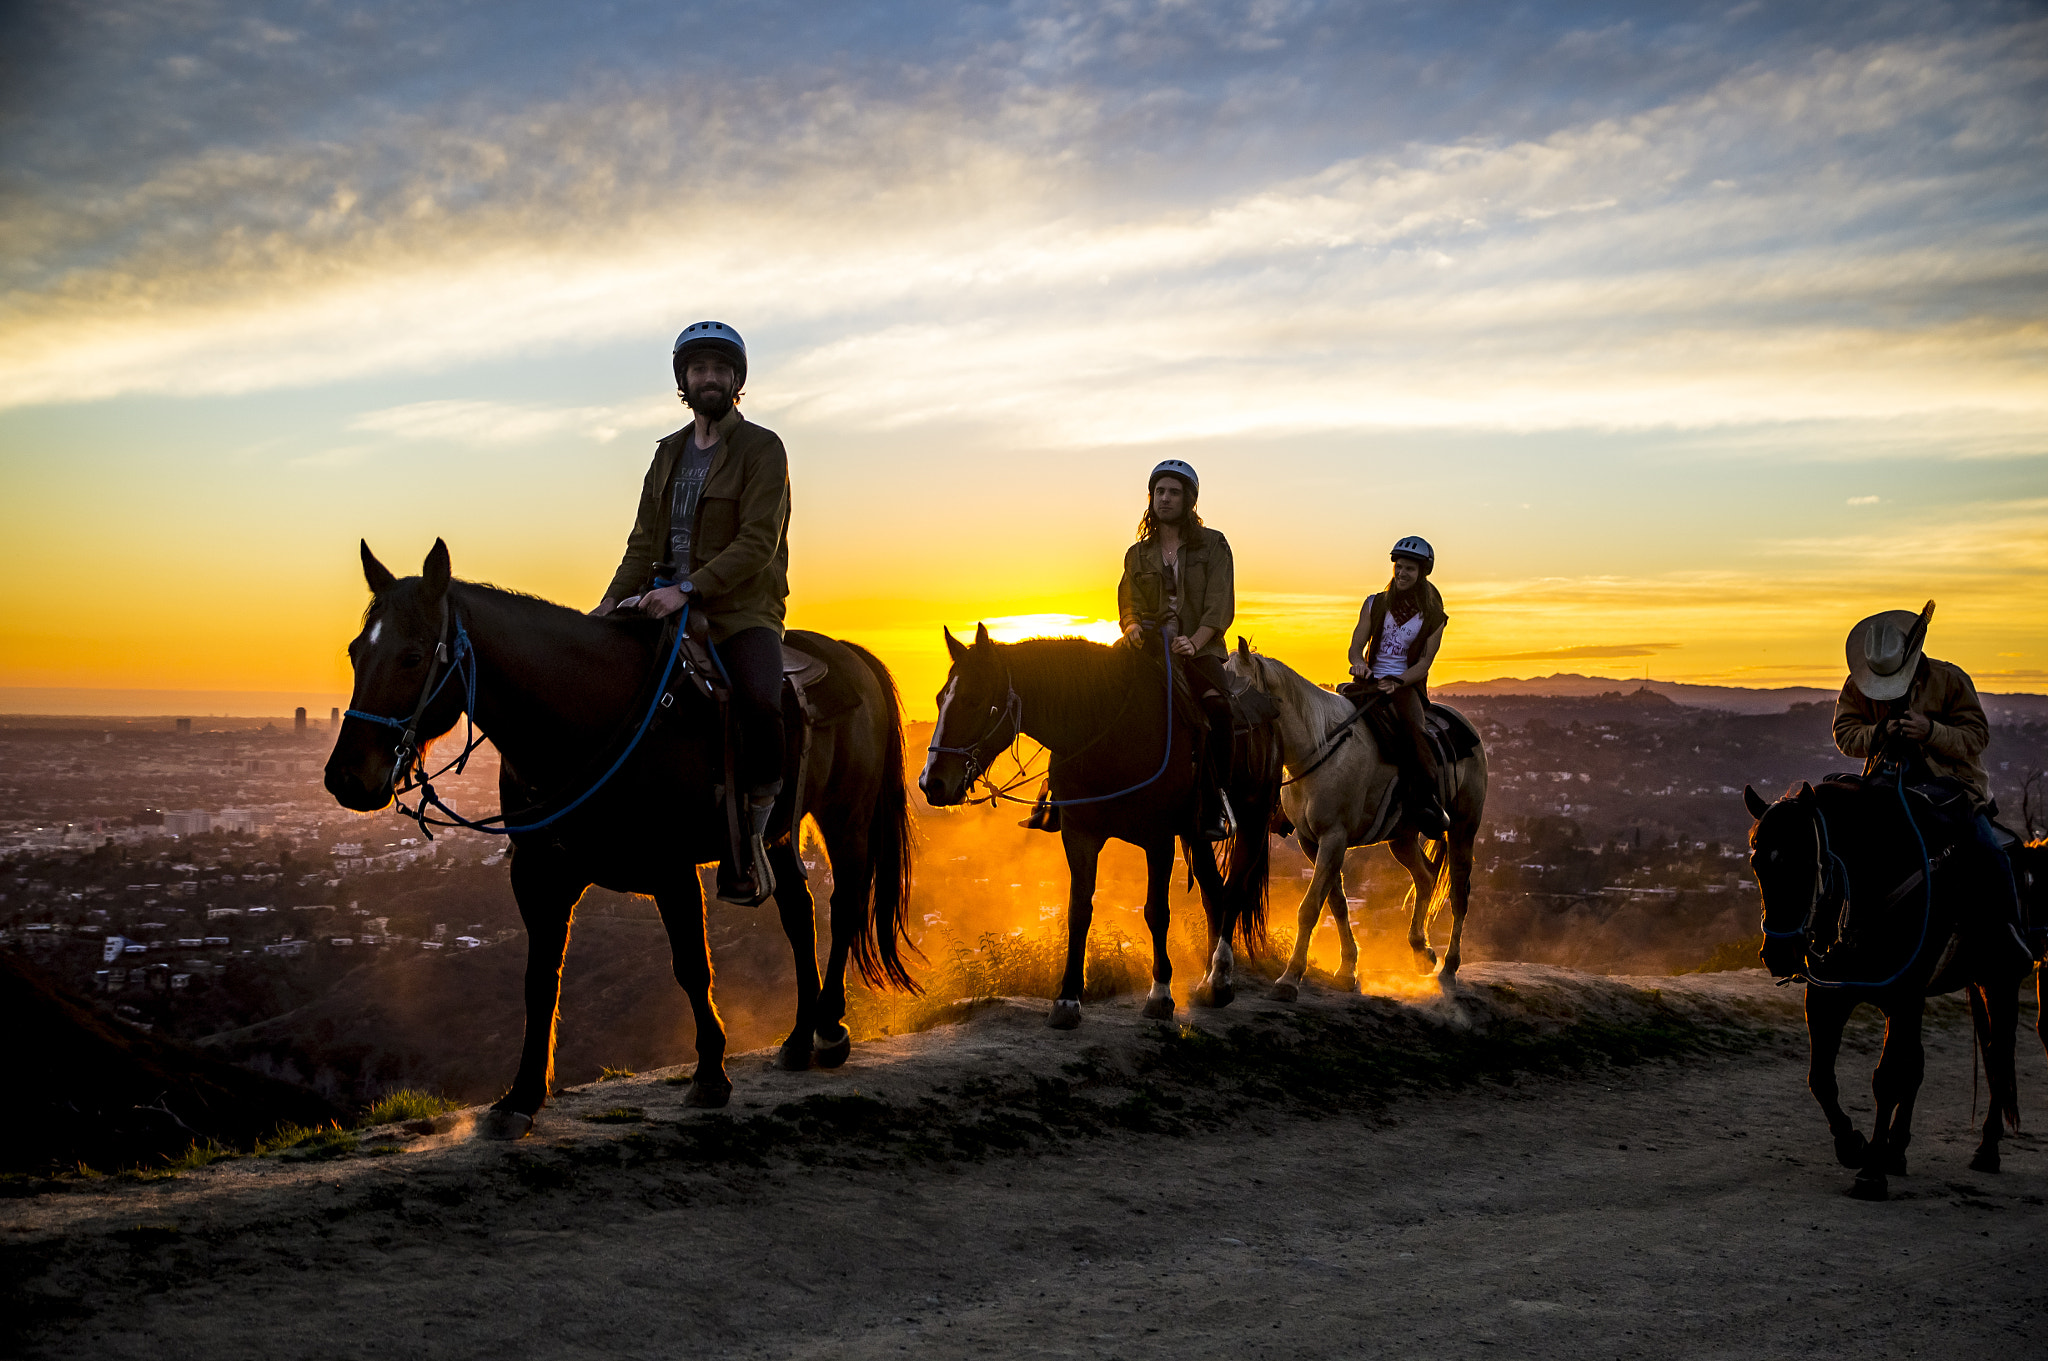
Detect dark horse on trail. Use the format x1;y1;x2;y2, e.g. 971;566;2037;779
1744;778;2034;1199
325;541;917;1137
918;626;1280;1027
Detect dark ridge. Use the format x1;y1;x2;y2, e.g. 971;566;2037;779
0;951;344;1175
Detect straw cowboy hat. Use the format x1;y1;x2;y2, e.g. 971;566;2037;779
1845;600;1935;702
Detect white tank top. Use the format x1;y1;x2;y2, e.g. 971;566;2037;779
1371;608;1425;679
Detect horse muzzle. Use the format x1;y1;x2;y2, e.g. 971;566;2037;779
324;761;394;813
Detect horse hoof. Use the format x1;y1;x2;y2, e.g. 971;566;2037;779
1047;1000;1083;1030
1884;1152;1907;1177
776;1040;812;1072
1193;981;1233;1009
812;1026;852;1069
1846;1174;1888;1202
1332;972;1360;995
1270;980;1299;1003
684;1076;733;1109
1969;1148;2001;1174
1413;947;1438;974
1140;996;1175;1021
1833;1131;1869;1169
478;1107;535;1141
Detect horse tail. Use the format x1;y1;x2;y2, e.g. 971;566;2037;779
844;640;922;993
1423;835;1452;925
1225;725;1282;955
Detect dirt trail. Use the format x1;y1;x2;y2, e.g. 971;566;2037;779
5;964;2043;1359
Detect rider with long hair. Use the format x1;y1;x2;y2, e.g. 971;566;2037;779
1345;536;1449;835
1118;459;1237;840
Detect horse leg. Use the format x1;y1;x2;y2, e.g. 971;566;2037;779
1049;830;1103;1029
1439;823;1477;980
1139;838;1176;1020
656;871;731;1108
1969;979;2021;1174
810;811;869;1066
479;851;585;1139
1274;832;1344;1003
1329;866;1360;994
1805;988;1867;1172
1387;832;1438;973
1853;1000;1925;1199
769;839;822;1072
1187;835;1235;1009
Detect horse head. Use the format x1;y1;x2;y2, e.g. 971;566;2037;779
1745;781;1822;978
324;539;464;812
1224;634;1267;693
918;622;1016;807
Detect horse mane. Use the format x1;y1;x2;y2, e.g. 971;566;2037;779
1000;636;1139;732
1244;647;1351;724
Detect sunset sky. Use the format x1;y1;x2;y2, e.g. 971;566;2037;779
3;1;2044;716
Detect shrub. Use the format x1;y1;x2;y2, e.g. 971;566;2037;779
359;1089;458;1127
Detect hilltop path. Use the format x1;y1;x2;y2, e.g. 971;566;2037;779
5;965;2042;1358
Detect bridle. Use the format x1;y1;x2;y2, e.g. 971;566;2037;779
924;670;1023;792
343;598;473;795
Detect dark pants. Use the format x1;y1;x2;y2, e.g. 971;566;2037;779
1967;813;2027;947
716;626;785;794
1345;681;1439;787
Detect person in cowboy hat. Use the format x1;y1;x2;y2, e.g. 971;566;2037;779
593;321;789;907
1343;535;1450;836
1834;602;2034;966
1117;459;1238;840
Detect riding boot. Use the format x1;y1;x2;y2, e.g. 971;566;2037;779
1199;713;1236;841
1402;765;1449;838
1020;778;1062;833
716;783;780;907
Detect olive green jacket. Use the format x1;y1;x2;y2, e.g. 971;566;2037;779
1116;526;1234;659
605;409;789;642
1833;656;1991;807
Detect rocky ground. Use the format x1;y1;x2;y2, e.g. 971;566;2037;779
4;963;2043;1359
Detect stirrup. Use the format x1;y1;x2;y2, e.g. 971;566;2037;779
1200;790;1237;842
716;792;778;906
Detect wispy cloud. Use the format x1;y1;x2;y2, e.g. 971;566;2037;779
348;399;656;446
3;7;2043;445
1464;643;1683;662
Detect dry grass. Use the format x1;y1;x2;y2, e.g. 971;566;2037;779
844;925;1150;1038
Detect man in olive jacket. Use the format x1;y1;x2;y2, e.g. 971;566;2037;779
1833;602;2032;967
594;321;789;905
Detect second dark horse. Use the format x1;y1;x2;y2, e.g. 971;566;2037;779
325;541;917;1137
918;626;1278;1027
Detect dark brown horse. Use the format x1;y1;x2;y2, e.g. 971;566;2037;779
1745;779;2029;1199
325;541;916;1137
917;626;1278;1027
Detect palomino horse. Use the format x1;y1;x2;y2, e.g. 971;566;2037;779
918;626;1279;1027
1745;779;2028;1199
325;541;917;1137
1226;640;1488;988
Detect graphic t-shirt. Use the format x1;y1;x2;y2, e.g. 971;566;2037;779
666;437;716;575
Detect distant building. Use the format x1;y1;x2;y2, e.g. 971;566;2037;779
215;809;257;834
163;809;210;836
330;706;340;727
175;718;191;735
295;706;307;735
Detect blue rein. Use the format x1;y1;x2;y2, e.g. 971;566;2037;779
1765;775;1935;990
345;604;691;839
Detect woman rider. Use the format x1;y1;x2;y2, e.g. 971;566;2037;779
1118;459;1237;840
1345;535;1449;835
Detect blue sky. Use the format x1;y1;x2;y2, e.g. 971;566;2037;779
2;0;2043;710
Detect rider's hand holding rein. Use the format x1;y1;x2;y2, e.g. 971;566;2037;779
1889;710;1934;743
637;583;692;619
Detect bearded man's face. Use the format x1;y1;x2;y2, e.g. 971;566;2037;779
681;353;738;420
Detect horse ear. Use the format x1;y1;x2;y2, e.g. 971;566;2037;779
1236;635;1251;658
1743;785;1770;820
1796;780;1815;802
944;627;968;664
973;622;992;649
421;538;451;602
361;541;398;596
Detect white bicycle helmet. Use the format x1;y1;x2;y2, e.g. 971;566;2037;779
1149;459;1199;499
1390;535;1435;573
672;321;747;389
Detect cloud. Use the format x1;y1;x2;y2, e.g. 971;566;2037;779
348;399;656;446
1846;495;1881;504
1463;643;1684;662
1;6;2044;447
